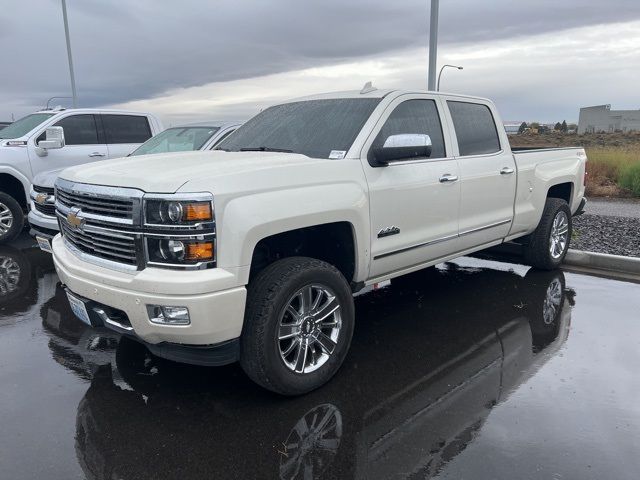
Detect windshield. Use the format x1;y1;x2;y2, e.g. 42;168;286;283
217;98;381;159
0;113;55;139
129;126;220;156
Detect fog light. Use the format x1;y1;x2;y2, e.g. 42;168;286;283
147;305;190;325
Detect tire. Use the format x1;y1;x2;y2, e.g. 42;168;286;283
0;192;24;244
524;198;572;270
240;257;355;396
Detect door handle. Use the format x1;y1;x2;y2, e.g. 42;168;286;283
439;174;459;183
89;152;106;157
500;167;515;175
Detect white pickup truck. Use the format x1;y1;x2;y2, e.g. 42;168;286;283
0;108;162;243
51;88;587;395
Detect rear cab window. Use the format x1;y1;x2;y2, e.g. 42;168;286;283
101;115;152;144
447;101;501;156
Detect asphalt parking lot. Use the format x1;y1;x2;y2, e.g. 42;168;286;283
1;234;639;480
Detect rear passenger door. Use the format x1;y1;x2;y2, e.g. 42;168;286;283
101;114;153;158
444;99;516;250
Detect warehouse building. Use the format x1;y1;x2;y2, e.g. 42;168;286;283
578;104;640;134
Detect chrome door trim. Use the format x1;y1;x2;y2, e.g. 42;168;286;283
373;218;512;260
373;233;458;260
459;219;511;237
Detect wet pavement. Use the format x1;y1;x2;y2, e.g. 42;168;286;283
1;234;639;480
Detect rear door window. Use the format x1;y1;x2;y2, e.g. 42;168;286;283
447;101;501;156
101;115;152;144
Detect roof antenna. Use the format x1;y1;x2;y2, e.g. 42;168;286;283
360;81;377;94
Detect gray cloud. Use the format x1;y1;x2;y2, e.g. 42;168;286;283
1;0;640;118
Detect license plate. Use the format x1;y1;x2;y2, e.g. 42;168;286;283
66;291;92;326
36;236;52;253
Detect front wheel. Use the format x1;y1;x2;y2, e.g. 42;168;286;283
240;257;355;395
524;198;572;270
0;192;24;244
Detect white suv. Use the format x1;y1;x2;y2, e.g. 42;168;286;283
0;108;162;243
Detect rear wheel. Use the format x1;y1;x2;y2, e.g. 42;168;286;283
0;192;24;244
524;198;572;270
240;257;354;395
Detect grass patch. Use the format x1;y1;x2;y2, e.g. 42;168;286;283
585;147;640;197
619;162;640;196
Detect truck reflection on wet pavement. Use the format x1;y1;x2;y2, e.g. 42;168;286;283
1;236;639;480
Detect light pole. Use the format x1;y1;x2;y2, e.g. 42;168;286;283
427;0;439;91
61;0;78;107
437;64;463;91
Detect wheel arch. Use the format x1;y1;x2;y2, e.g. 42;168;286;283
0;170;29;210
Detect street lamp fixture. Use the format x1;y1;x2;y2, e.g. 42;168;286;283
437;64;463;91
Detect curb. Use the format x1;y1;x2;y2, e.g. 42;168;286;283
564;249;640;275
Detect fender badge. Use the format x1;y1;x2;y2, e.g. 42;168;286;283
377;226;400;238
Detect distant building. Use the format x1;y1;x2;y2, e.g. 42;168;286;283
578;104;640;134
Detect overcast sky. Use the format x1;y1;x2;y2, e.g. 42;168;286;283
2;0;640;125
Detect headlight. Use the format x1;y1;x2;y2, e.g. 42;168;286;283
145;199;213;225
146;238;216;266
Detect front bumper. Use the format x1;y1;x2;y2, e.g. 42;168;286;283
28;208;59;239
52;235;247;350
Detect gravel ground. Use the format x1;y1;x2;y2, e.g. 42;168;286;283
572;213;640;257
586;198;640;219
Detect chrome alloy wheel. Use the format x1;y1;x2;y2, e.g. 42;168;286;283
549;211;569;259
0;202;13;235
278;284;342;374
0;255;21;295
542;278;563;325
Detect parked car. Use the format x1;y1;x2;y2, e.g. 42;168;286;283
0;108;162;243
28;121;241;244
51;87;587;395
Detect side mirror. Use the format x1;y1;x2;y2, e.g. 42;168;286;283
38;126;65;150
370;134;432;166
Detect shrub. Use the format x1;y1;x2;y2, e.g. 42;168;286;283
619;162;640;196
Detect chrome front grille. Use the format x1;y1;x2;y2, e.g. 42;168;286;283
34;202;56;216
33;185;54;195
60;221;138;266
55;178;144;271
56;186;134;220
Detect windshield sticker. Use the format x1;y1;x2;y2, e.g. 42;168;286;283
329;150;346;159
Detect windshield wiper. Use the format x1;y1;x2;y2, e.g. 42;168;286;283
239;146;294;153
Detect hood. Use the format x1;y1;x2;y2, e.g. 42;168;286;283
33;168;66;188
58;150;321;193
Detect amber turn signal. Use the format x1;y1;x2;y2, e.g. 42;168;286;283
184;202;213;222
185;241;215;261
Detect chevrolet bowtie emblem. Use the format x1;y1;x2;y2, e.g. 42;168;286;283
66;207;85;230
35;193;48;205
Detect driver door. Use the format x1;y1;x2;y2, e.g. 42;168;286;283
28;114;108;174
361;95;461;280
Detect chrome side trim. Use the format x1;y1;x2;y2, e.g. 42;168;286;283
459;219;511;237
374;219;512;260
374;233;458;260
